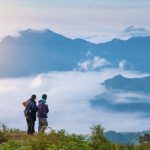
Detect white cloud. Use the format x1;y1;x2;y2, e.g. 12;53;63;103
118;60;127;70
30;74;43;88
77;56;110;71
115;92;150;103
105;90;150;104
86;50;92;57
118;59;134;70
93;57;109;69
0;69;149;134
78;60;92;71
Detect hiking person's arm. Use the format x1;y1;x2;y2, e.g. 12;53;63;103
46;105;49;113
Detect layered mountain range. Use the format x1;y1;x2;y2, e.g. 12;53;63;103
0;29;150;77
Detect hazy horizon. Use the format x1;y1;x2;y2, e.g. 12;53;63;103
0;0;150;43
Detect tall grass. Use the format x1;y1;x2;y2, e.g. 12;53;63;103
0;123;150;150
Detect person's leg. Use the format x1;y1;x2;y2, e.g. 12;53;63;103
41;118;48;132
38;118;42;132
27;117;32;134
28;117;35;134
26;118;30;134
30;118;35;134
33;120;35;133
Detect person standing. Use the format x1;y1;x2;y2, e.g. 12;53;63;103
23;94;38;134
37;94;49;132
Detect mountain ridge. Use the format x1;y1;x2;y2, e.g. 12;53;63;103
105;130;150;144
0;29;150;77
103;74;150;93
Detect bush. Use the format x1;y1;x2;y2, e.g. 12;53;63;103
0;131;8;144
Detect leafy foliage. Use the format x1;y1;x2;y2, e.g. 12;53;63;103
139;134;150;144
0;124;150;150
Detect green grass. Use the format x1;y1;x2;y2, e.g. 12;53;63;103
0;124;150;150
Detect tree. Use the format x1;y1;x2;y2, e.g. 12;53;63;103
90;124;113;150
139;134;150;144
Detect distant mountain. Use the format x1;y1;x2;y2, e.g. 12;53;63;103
105;130;150;144
125;26;147;33
103;75;150;94
124;26;150;37
94;36;150;72
90;75;150;114
0;29;95;77
0;29;150;77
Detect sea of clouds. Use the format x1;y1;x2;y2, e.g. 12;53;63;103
0;68;149;134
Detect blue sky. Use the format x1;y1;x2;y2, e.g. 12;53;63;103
0;0;150;42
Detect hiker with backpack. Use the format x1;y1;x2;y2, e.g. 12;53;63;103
23;94;38;134
37;94;49;132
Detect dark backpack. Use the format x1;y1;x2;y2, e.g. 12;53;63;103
24;102;32;118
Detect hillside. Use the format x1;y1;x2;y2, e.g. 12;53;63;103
105;130;150;144
1;124;150;150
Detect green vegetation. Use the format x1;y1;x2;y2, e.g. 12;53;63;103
0;123;150;150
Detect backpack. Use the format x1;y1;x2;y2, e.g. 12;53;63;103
24;101;32;118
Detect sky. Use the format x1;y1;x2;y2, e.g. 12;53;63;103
0;0;150;42
0;0;150;134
